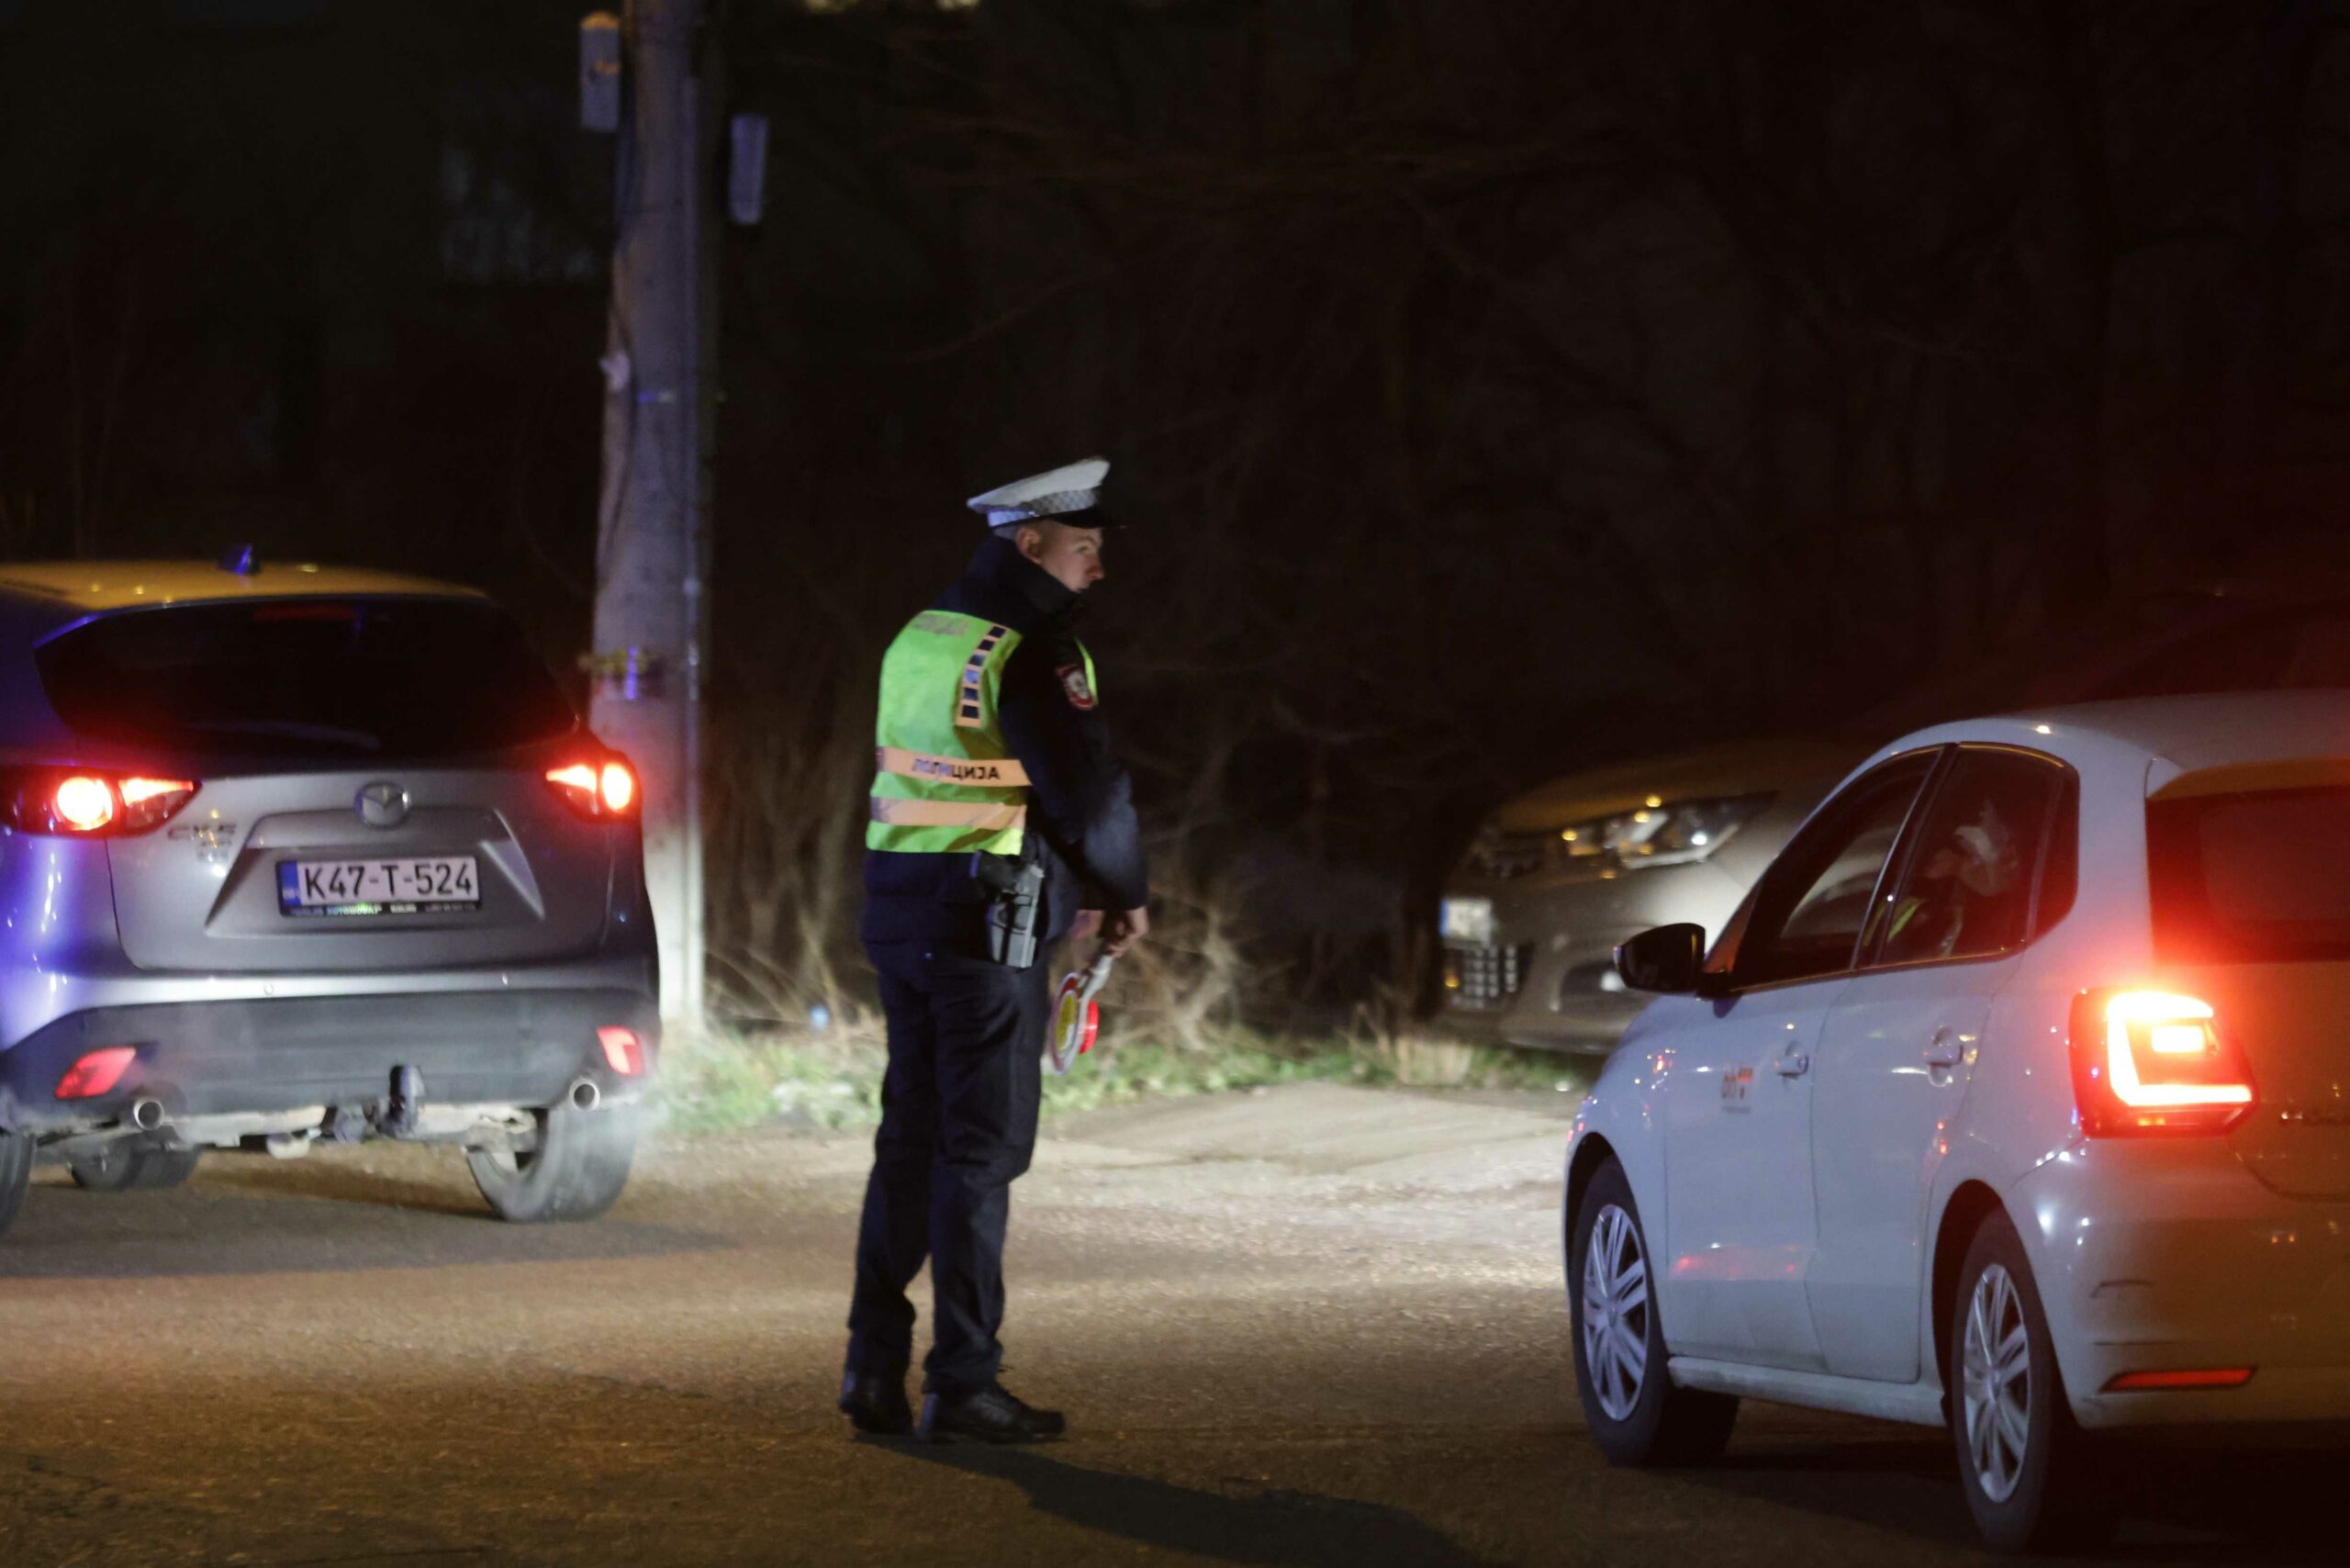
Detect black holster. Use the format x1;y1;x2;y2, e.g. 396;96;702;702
970;849;1046;969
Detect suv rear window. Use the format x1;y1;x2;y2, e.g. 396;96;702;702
36;598;578;759
2148;785;2350;963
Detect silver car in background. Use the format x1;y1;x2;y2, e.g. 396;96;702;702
1441;740;1858;1052
0;558;658;1238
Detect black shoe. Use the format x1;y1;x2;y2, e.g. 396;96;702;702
838;1370;913;1437
918;1383;1066;1444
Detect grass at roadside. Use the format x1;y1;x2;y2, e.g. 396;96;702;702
654;1019;1589;1137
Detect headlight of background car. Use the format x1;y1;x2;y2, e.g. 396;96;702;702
1556;793;1774;871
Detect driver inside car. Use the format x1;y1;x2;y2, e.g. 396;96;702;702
1882;800;2023;963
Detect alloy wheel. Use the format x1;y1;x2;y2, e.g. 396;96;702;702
1961;1262;2032;1503
1581;1204;1650;1421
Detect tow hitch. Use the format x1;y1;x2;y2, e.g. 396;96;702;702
374;1065;422;1138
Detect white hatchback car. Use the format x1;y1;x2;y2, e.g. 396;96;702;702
1565;693;2350;1551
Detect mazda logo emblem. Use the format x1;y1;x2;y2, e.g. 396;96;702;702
355;781;409;829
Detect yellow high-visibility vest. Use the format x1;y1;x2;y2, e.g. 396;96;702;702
866;609;1095;857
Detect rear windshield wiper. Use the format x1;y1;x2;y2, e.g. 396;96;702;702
181;720;386;752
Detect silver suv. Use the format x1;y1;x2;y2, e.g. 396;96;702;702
0;558;658;1238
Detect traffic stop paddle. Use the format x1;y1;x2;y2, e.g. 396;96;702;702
1048;951;1113;1075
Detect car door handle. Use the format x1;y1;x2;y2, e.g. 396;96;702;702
1924;1027;1962;1070
1774;1052;1810;1077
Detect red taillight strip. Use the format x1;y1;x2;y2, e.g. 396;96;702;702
2103;1368;2254;1392
2069;988;2256;1137
120;778;196;807
0;769;199;837
598;1026;644;1076
545;757;640;820
2102;992;2250;1110
56;1046;138;1100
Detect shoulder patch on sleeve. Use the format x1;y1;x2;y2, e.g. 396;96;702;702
1056;663;1098;711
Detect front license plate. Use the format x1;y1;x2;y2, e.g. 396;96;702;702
1439;896;1494;945
278;856;480;917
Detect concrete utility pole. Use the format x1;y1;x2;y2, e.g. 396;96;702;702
585;0;711;1023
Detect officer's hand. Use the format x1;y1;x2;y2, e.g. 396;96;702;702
1071;909;1103;944
1102;905;1149;957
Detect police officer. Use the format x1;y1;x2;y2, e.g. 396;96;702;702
839;457;1150;1443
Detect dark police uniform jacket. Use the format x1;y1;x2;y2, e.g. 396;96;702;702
860;535;1147;956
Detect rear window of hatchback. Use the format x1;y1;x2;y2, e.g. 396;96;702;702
2149;783;2350;964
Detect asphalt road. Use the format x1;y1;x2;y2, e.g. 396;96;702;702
0;1081;2340;1567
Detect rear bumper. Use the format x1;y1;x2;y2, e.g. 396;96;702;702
2015;1141;2350;1429
0;987;658;1137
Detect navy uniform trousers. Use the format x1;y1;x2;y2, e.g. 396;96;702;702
845;940;1050;1395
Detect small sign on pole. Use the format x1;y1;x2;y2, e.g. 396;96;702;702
580;13;622;133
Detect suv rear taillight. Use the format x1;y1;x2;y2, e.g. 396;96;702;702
544;756;639;820
0;768;197;837
598;1026;645;1076
2068;989;2255;1137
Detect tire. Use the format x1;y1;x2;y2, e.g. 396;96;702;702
1570;1157;1738;1465
68;1142;201;1193
466;1101;638;1224
0;1130;30;1239
1948;1210;2117;1553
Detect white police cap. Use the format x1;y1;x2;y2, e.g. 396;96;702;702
967;456;1111;528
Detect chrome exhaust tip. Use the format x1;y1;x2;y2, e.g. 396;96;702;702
129;1098;166;1133
568;1078;600;1113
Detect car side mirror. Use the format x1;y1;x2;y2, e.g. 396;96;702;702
1614;923;1706;994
